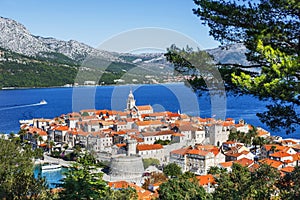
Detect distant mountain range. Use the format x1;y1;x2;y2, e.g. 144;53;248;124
0;16;251;88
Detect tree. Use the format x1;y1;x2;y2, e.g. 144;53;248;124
154;139;171;145
213;163;281;199
208;166;226;176
213;163;251;200
59;153;109;200
142;172;167;190
142;158;160;169
0;137;51;199
191;0;299;134
252;136;266;150
163;163;182;177
249;164;280;199
278;166;300;199
38;135;44;145
158;173;211;200
104;188;138;200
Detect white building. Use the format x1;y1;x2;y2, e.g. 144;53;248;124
140;130;174;144
136;144;165;163
87;131;113;152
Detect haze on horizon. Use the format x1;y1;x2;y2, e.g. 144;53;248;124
0;0;220;52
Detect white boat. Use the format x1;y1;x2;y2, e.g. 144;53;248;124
41;163;61;171
39;100;47;105
19;119;34;124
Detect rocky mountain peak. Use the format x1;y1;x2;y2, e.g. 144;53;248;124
0;16;121;62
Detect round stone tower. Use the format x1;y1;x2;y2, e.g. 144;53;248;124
108;155;144;184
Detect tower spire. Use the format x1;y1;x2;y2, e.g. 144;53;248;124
126;88;136;111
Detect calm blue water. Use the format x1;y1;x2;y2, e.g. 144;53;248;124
34;166;67;188
0;83;299;139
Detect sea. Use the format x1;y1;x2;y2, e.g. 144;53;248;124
34;166;67;188
0;83;299;139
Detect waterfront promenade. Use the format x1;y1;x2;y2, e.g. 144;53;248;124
35;153;74;168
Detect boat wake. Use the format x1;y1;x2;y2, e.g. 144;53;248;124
0;100;47;111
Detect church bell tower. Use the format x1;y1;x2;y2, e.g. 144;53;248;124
126;89;136;111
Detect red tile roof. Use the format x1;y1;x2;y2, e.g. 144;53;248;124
263;144;290;152
257;129;270;137
136;105;153;111
234;158;254;167
54;126;69;131
28;127;47;136
187;148;211;156
116;143;126;148
223;141;236;145
171;147;191;156
281;166;295;173
269;151;292;158
219;161;233;168
292;153;300;161
196;174;215;186
259;158;283;169
135;120;162;126
137;144;163;151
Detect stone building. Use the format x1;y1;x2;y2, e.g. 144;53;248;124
208;124;230;146
170;145;225;175
108;155;144;184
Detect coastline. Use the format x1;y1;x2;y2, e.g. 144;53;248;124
0;83;299;139
35;153;74;168
0;81;185;91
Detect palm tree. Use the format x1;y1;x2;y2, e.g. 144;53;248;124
38;136;43;146
252;137;266;155
18;129;27;143
48;140;55;154
33;133;39;149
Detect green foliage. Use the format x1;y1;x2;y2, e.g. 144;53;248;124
0;48;141;88
62;151;79;161
278;166;300;199
213;163;251;200
192;0;300;134
228;129;256;146
51;150;62;158
252;136;267;147
59;153;109;199
81;112;89;117
163;163;182;177
208;166;226;175
154;139;171;145
34;147;45;159
248;164;280;200
142;158;160;169
158;172;211;200
0;137;51;199
105;187;138;200
59;152;138;199
36;51;79;66
97;62;136;85
165;45;255;98
0;61;77;88
213;163;281;200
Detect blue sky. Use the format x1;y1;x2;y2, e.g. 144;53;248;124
0;0;220;51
